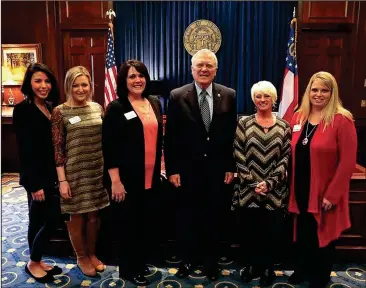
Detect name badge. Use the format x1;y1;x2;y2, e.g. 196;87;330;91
69;116;81;124
293;124;301;132
124;111;137;120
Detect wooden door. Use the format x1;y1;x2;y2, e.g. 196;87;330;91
62;30;107;106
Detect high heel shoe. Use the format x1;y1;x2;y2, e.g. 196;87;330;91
89;255;105;272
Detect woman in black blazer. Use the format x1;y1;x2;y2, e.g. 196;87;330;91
102;60;163;286
13;63;62;283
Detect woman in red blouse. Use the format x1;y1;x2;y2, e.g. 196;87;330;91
288;71;357;287
102;60;163;286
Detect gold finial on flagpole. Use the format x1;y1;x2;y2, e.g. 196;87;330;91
106;9;116;23
106;9;116;38
291;7;297;26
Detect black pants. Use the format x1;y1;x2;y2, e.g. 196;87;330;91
118;188;161;278
294;212;335;287
176;170;227;272
27;188;61;262
239;208;284;272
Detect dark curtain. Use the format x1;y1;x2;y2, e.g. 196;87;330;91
114;1;296;114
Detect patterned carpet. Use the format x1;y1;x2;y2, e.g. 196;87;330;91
2;174;366;287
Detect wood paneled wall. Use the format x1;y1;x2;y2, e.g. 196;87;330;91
298;1;366;122
1;1;112;106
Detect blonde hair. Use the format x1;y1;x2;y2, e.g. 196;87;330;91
64;66;93;102
191;49;218;68
251;80;277;105
297;71;353;129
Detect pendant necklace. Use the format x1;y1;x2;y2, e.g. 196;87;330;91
141;102;151;120
262;125;270;134
255;114;275;134
302;121;317;145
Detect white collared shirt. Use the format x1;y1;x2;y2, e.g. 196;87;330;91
195;82;213;120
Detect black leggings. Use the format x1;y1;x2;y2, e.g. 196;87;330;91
27;188;60;262
239;208;284;272
118;188;161;277
294;212;336;287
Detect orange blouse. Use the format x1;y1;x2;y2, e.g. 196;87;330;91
132;103;158;189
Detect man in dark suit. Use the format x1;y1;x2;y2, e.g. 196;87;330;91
164;49;237;281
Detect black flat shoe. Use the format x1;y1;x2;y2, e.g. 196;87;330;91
46;265;63;275
240;265;258;283
143;264;150;276
259;268;276;286
176;262;192;278
288;271;307;284
25;265;55;283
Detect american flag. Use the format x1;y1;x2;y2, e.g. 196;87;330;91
278;19;298;123
104;27;118;108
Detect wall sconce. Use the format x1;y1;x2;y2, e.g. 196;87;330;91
2;65;18;106
7;88;15;105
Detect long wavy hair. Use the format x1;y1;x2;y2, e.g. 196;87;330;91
297;71;353;129
21;63;60;107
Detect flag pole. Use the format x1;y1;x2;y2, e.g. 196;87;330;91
278;6;299;122
104;9;118;108
291;7;297;60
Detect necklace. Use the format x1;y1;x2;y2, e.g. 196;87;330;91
255;114;275;134
262;125;271;133
129;97;151;120
139;102;151;119
302;121;317;145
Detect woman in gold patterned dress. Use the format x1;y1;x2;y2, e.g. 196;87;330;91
51;66;110;277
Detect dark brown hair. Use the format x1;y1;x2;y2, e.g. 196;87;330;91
21;63;60;107
116;60;151;99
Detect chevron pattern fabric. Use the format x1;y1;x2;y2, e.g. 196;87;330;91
232;115;291;210
199;90;211;131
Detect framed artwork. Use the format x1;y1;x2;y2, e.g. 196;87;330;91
1;44;42;85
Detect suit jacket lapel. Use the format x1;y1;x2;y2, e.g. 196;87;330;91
211;83;222;130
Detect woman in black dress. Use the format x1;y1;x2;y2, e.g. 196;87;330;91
13;63;62;283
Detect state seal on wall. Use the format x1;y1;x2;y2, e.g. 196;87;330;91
184;19;222;55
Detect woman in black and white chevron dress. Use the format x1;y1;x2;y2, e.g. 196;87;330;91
232;81;291;286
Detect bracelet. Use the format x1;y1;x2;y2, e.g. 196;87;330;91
59;180;67;183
